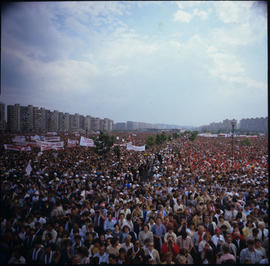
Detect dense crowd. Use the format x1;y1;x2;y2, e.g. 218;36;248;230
0;132;268;264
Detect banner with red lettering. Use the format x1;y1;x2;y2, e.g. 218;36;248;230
44;136;61;142
4;144;31;151
67;139;78;148
37;141;64;151
79;136;95;147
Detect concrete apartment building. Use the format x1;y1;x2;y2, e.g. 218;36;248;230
79;115;85;130
69;113;80;131
239;117;268;133
58;112;65;132
91;117;101;131
20;105;34;132
64;113;70;132
0;102;5;132
48;110;59;132
5;103;114;133
84;115;92;132
33;107;47;132
114;122;126;131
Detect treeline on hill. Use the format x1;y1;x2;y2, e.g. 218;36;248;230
146;131;198;150
93;130;199;156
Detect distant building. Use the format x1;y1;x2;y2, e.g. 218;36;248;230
33;107;47;132
58;112;65;132
239;117;268;133
48;110;59;132
0;102;5;132
127;121;139;131
20;105;33;132
69;113;80;131
64;113;70;132
114;122;126;131
4;103;114;133
92;117;101;131
79;115;85;130
84;115;92;132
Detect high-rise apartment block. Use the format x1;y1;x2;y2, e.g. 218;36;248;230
7;104;21;132
33;107;47;132
0;102;5;132
84;115;92;132
239;117;268;133
4;103;113;133
64;113;70;132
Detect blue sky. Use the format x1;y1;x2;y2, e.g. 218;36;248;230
1;1;267;126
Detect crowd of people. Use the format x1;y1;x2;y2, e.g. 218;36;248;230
0;132;268;264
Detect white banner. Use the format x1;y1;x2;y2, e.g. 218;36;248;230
30;135;42;141
39;141;64;151
44;136;61;142
126;143;145;151
4;144;31;151
47;132;57;135
67;139;78;148
80;136;95;147
12;136;26;143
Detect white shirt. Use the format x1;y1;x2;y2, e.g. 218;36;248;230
211;234;225;248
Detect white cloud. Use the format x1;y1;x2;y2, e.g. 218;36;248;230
193;8;210;20
214;1;254;24
174;9;193;23
174;3;211;23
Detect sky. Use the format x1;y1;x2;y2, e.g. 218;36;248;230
1;1;268;127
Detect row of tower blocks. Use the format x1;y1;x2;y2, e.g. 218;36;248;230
2;103;113;133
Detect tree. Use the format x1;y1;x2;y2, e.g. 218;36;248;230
189;131;198;141
172;132;180;139
240;138;251;146
146;135;155;149
94;131;115;156
113;145;121;159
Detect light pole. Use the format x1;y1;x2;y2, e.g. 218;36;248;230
231;119;236;166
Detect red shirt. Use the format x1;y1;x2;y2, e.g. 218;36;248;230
161;242;180;261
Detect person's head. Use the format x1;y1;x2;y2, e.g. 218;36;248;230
182;230;187;239
258;221;265;230
198;225;205;234
165;252;173;263
226;235;232;243
148;241;154;251
109;254;117;264
219;215;224;222
215;227;221;235
252;228;259;236
123;225;130;233
223;243;230;254
114;224;120;231
247;239;255;251
119;247;126;260
255;239;262;249
246;220;253;228
143;224;149;232
125;235;131;244
167;235;174;245
134;239;140;249
107;213;112;220
99;244;106;255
